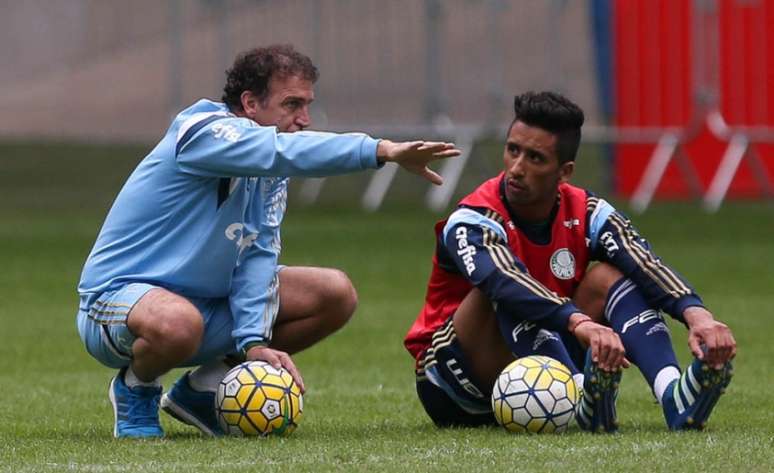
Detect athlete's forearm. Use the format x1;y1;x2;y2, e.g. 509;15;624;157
229;228;281;352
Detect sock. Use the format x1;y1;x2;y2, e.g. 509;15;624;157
497;312;581;374
605;278;679;398
124;365;161;389
653;366;681;404
572;373;585;389
188;359;231;393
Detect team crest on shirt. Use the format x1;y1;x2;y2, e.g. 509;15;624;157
550;248;575;280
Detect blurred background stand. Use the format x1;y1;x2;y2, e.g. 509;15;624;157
0;0;771;212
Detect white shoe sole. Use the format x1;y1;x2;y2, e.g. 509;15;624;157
109;377;119;438
160;392;218;437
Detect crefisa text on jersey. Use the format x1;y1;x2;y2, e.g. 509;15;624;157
455;226;477;275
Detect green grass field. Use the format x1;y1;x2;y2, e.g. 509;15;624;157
1;142;773;472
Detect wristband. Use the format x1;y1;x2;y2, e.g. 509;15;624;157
570;318;594;334
240;341;268;359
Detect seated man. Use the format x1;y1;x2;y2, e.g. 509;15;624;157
76;44;460;438
404;91;736;432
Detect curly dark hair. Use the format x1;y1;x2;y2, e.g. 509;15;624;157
510;91;585;164
222;44;319;111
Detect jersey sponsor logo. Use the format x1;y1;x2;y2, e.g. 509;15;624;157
445;358;485;399
550;248;576;280
511;321;537;343
621;309;663;333
600;231;619;257
211;122;242;142
455;226;477;275
225;223;258;256
563;218;580;229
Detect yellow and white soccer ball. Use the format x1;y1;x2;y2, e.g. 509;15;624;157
491;355;580;433
215;360;303;436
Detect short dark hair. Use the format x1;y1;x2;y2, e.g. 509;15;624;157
222;44;319;111
510;91;585;164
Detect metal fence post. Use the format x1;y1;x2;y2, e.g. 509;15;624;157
168;0;183;117
424;0;443;123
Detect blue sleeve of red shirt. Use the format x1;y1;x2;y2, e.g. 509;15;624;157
585;196;704;324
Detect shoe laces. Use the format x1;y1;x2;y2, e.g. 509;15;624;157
124;387;161;426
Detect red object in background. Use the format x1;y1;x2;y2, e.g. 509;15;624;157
613;0;774;198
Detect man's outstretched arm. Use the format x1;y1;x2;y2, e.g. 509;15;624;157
175;112;458;183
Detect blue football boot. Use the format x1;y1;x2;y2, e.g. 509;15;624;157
109;368;164;438
160;371;223;437
662;357;733;430
575;349;622;433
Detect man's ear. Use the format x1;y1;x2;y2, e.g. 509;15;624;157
559;161;575;184
240;90;259;119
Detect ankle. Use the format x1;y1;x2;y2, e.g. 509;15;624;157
653;366;680;405
124;366;161;389
188;359;231;392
